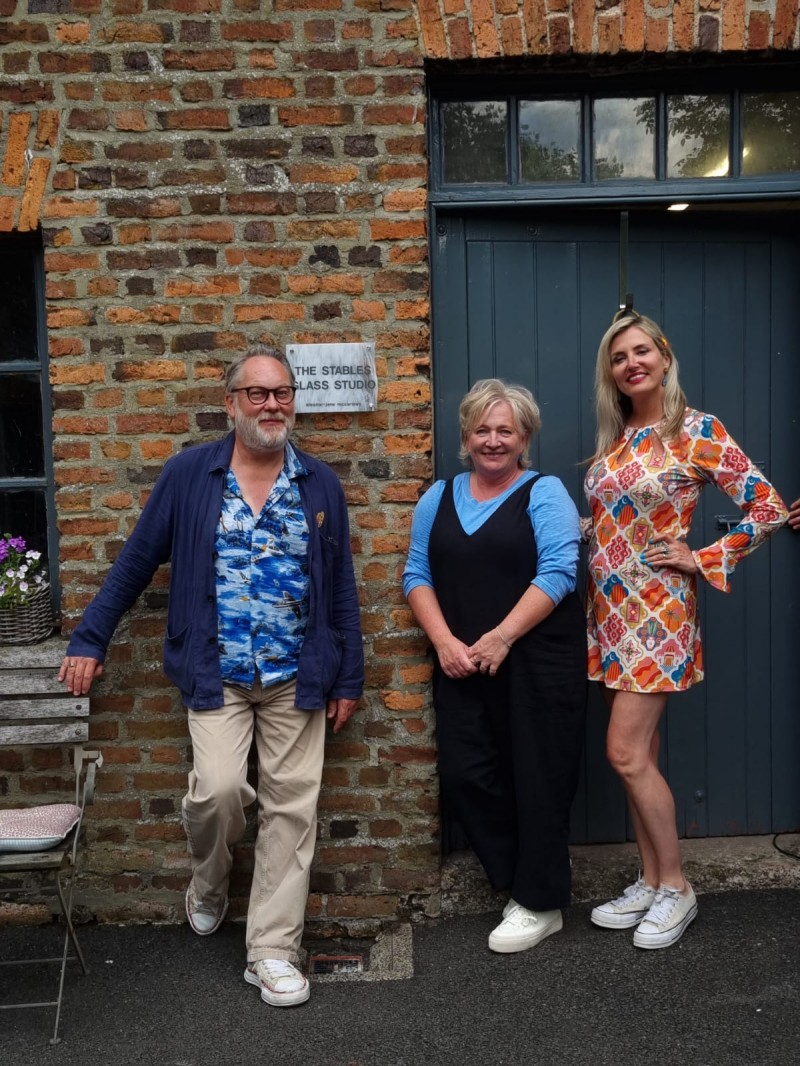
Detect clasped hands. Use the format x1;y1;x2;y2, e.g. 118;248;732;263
436;627;511;680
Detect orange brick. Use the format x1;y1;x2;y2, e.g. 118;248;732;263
43;196;100;218
416;0;449;58
370;219;426;241
383;188;426;211
352;299;386;321
57;20;90;45
35;110;60;148
319;274;364;295
2;113;31;187
501;14;525;55
0;196;16;232
18;157;50;231
673;0;697;49
570;0;593;53
473;0;501;58
277;105;354;126
747;10;771;49
645;15;670;52
722;0;745;50
234;303;305;322
363;104;418;125
289;163;359;183
623;0;646;51
105;306;182;325
775;0;798;47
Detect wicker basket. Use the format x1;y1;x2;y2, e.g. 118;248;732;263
0;583;54;645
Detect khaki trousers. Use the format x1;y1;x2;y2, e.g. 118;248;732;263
182;678;326;963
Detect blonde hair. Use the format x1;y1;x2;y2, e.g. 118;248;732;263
592;312;687;459
458;378;541;469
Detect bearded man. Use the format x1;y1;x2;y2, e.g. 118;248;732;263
60;346;363;1008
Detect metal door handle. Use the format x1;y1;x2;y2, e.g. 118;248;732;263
716;515;741;532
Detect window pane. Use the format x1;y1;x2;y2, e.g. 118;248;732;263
0;489;49;573
593;98;655;180
519;99;581;182
442;101;508;184
742;92;800;175
667;94;730;178
0;374;45;478
0;245;39;364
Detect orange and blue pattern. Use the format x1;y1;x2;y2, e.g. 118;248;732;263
584;409;787;693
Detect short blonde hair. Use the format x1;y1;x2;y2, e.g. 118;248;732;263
458;378;541;469
592;312;687;458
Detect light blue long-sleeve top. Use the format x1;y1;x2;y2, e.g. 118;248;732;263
402;470;581;606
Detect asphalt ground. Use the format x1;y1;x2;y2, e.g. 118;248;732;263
2;888;799;1066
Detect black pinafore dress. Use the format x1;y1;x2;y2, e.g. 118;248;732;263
429;475;587;910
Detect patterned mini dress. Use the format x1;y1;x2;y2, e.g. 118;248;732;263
584;408;787;693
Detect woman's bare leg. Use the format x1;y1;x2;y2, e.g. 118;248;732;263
604;687;686;891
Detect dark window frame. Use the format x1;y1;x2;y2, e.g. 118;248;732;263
428;63;800;206
0;232;60;617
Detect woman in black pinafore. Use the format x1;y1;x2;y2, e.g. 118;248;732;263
404;379;587;953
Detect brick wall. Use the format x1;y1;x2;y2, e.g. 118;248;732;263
1;1;798;931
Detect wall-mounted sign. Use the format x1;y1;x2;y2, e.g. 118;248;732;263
286;342;377;413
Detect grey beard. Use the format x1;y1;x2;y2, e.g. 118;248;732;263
234;408;293;453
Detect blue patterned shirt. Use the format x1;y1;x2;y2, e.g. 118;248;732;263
215;443;310;688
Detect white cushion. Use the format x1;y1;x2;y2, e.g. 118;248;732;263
0;803;82;852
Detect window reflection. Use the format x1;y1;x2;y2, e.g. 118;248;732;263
668;94;730;178
593;98;656;180
519;99;580;182
742;92;800;175
442;100;508;184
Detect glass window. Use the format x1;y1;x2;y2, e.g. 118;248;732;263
667;94;730;178
0;235;55;601
593;98;656;180
0;244;39;364
742;91;800;175
0;488;48;559
0;374;45;478
519;99;581;183
442;100;508;184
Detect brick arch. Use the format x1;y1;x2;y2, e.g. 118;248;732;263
0;109;60;232
414;0;800;61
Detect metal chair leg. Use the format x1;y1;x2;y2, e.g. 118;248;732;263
55;866;88;975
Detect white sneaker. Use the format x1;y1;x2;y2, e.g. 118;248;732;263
185;881;228;936
590;878;657;930
488;901;563;954
633;883;697;950
244;959;310;1007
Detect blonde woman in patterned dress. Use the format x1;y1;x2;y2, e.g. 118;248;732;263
584;311;788;950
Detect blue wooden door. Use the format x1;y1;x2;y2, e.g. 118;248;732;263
431;208;800;842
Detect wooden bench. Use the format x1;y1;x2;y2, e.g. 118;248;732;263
0;642;102;1045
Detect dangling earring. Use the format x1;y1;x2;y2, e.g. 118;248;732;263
662;365;668;387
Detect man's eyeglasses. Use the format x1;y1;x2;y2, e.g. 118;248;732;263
229;385;297;406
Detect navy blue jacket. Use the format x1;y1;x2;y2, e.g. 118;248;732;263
66;434;364;711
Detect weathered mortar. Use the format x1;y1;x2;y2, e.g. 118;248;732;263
1;1;798;930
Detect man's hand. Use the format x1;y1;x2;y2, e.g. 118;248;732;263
326;697;358;733
58;655;104;695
